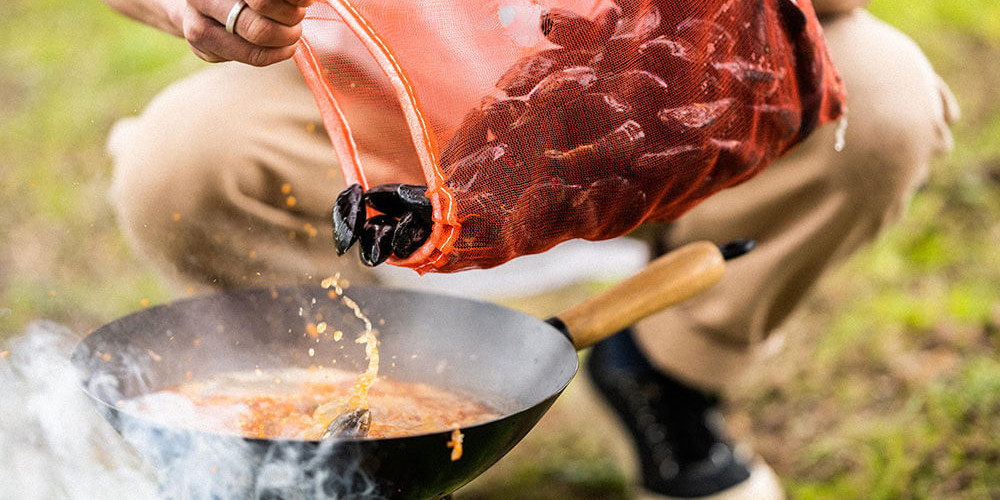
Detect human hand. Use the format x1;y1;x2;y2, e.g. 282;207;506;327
179;0;313;66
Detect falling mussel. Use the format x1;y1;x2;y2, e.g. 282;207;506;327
332;183;434;266
332;183;366;255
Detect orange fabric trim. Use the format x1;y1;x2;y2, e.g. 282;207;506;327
319;0;460;271
292;38;368;189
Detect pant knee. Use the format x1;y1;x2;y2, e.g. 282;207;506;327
823;10;955;164
106;76;263;290
105;62;376;289
109;112;232;245
819;10;956;220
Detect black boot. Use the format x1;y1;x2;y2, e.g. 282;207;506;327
586;329;751;498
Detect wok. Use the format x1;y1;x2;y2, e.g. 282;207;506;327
72;241;734;499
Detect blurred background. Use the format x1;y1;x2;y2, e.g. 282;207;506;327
1;0;998;498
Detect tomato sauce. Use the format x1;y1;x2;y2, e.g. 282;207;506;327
122;367;500;440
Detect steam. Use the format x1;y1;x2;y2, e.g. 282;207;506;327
0;321;384;500
0;321;158;500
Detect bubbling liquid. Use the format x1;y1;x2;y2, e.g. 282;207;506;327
122;367;501;440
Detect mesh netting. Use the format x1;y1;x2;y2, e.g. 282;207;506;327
294;0;845;273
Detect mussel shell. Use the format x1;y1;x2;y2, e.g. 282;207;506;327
332;183;365;255
359;215;396;267
391;211;432;259
396;185;433;224
540;8;606;50
321;407;372;440
495;48;595;97
364;183;432;221
363;183;406;218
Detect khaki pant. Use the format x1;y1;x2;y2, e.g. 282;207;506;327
108;9;957;391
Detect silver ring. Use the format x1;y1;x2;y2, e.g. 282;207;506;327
225;0;248;34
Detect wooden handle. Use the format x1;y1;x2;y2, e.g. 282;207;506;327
555;240;725;350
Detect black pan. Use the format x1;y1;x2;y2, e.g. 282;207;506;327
72;241;731;500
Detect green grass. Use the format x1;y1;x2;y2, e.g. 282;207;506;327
0;0;198;335
729;3;1000;496
2;0;999;498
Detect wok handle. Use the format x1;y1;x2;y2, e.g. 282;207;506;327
552;240;725;350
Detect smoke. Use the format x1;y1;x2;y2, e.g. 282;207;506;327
0;321;159;500
0;321;384;500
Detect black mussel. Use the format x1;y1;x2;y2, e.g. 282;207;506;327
631;144;703;183
396;185;433;223
495;48;595;97
540;7;619;50
364;183;433;221
363;183;405;217
514;179;579;252
602;69;670;118
594;119;645;161
675;18;736;56
612;0;641;17
391;211;432;259
584;175;647;238
659;99;734;130
321;407;372;440
564;92;631;145
496;50;560;98
481;99;529;144
637;37;700;97
546;119;644;169
595;7;623;42
359;215;396;267
624;2;663;43
443;143;510;193
541;9;604;50
527;66;598;110
440;108;488;168
332;183;365;255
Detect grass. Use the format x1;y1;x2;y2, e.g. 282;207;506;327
1;0;195;334
2;0;999;498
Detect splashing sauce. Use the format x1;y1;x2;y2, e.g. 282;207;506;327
315;274;380;427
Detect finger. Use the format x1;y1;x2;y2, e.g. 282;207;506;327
188;0;242;25
188;0;300;46
234;6;303;47
245;0;308;27
189;37;294;67
182;7;229;62
184;9;297;65
187;42;226;63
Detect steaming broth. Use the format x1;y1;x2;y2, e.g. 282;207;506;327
121;367;501;440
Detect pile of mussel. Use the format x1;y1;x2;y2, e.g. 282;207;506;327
333;183;433;266
333;0;796;267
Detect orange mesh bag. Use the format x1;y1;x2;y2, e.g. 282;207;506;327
293;0;845;273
